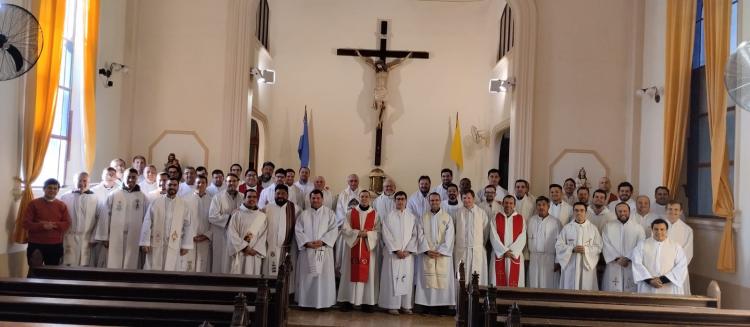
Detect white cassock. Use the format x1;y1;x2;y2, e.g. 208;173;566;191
295;206;338;308
337;206;380;305
515;195;536;224
562;193;577;206
263;201;301;291
261;179;274;189
632;237;688;295
478;201;500;222
208;190;243;273
182;192;213;272
441;200;462;224
668;219;693;294
454;205;489;285
178;183;196;197
477;185;508;204
139;196;193;271
555;219;602;290
257;183;279;209
601;218;645;292
549;201;573;226
634;212;658;236
90;183;116;268
145;189;163;206
60;190;99;266
138;179;158;195
378;209;418;310
373;193;396;222
228;205;267;275
206;183;226;197
489;211;526;287
294;180;315;197
407;191;430;221
334;187;359;271
432;185;450;201
608;199;637;215
650;201;667;218
587;207;616;233
286;184;305;209
95;187;147;269
304;189;334;210
527;214;562;289
415;209;456;306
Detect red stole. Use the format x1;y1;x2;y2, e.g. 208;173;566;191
350;208;376;283
494;213;523;287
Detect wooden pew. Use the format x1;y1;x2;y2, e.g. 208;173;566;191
25;254;293;327
0;293;256;327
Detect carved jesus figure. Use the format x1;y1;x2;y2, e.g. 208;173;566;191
355;50;412;128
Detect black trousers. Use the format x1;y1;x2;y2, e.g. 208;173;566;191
26;242;64;266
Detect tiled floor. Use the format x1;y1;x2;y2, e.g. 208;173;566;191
288;308;455;327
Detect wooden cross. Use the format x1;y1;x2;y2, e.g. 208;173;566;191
337;20;429;166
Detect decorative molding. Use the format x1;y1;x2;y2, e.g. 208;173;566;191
148;130;209;167
506;0;537;182
548;149;610;185
687;217;741;232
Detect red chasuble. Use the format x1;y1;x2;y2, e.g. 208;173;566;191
494;213;524;287
349;208;376;283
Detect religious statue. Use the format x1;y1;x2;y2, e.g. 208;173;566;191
576;167;590;190
355;49;412;128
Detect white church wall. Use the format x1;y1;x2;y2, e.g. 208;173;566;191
267;0;504;194
529;0;639;196
638;0;750;309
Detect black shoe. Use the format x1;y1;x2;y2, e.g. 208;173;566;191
339;302;352;312
361;304;375;313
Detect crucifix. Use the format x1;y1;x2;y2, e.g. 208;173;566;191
337;20;429;166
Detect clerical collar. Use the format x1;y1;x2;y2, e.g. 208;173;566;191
358;204;370;211
420;191;429;197
431;209;440;214
73;190;94;194
448;200;458;205
123;184;141;192
516;195;525;201
575;219;586;225
552;200;561;206
503;211;516;218
539;213;549;219
619;218;629;224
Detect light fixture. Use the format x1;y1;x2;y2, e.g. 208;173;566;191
251;67;275;84
489;77;515;93
636;86;664;103
98;62;128;87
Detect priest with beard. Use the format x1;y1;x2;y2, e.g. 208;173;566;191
478;185;499;219
139;177;193;271
228;189;267;275
555;202;602;290
408;176;431;219
432;168;454;201
259;161;276;189
601;202;645;292
60;172;99;267
295;189;339;309
208;173;243;273
95;169;147;269
338;190;380;312
440;183;462;222
206;169;226;196
262;184;300;290
415;193;455;313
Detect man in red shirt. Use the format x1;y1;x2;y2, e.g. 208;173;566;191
23;178;71;266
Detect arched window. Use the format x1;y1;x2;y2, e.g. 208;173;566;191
249;119;260;171
497;4;514;61
256;0;270;50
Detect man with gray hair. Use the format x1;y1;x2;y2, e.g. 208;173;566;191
60;172;99;267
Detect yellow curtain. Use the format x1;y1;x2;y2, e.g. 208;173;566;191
82;0;100;173
12;0;68;244
662;0;696;203
704;0;736;272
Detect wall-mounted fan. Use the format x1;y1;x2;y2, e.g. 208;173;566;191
725;42;750;111
0;3;43;81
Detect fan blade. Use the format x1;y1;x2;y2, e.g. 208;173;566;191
6;44;25;72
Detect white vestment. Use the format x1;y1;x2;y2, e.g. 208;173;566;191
295;206;338;308
373;193;396;222
286;183;305;209
182;192;213;272
650;201;667;218
549;201;573;226
479;201;500;222
304;189;334;210
453;205;489;285
95;187;147;269
477;185;508;204
555;220;602;290
90;183;116;268
178;182;196;197
261;179;274;189
334;187;359;272
515;195;536;223
562;193;577;206
337;206;380;305
139;196;193;271
378;209;418;310
206;183;226;197
227;205;267;275
207;190;243;273
138;179;158;195
407;191;430;221
489;211;527;287
587;206;616;232
257;183;279;209
294;180;315;198
527;214;562;288
632;237;688;295
601;218;645;292
440;200;462;223
61;191;99;266
145;189;164;206
668;219;693;294
608;198;637;215
415;209;456;306
635;212;658;236
262;201;300;278
432;185;450;201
